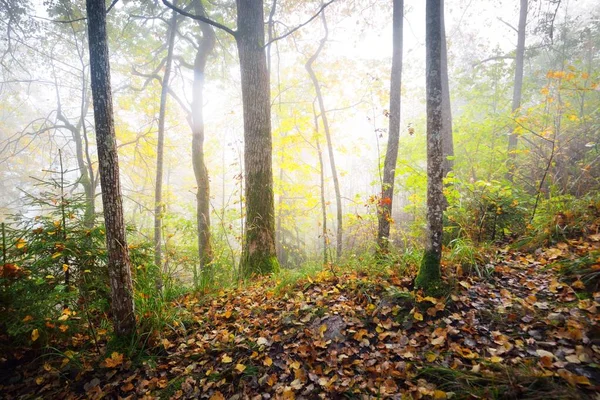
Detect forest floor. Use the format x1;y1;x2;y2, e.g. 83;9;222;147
1;236;599;399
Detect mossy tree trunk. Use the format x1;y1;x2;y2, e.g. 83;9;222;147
237;0;279;276
86;0;136;336
416;0;444;294
377;0;404;252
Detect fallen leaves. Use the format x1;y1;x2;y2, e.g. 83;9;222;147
104;352;124;368
3;235;600;400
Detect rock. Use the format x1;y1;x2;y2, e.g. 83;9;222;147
310;315;346;342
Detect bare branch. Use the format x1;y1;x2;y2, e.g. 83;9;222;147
264;0;336;47
162;0;236;37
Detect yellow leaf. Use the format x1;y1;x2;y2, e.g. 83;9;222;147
572;280;585;290
235;363;246;372
16;239;27;249
51;252;62;259
43;362;52;371
58;314;69;321
426;352;437;362
319;324;328;337
222;354;233;363
264;356;273;366
224;310;232;318
433;390;447;399
490;356;503;363
35;376;44;385
104;351;124;368
22;315;33;322
414;312;424;321
31;329;39;342
62;264;69;272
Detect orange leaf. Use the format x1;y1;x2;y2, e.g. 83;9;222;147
104;352;124;368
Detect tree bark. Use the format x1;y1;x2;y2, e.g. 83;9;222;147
86;0;136;336
377;0;403;252
236;0;279;276
154;5;178;277
313;103;328;265
507;0;528;181
191;0;215;271
416;0;444;294
305;9;343;262
440;0;453;178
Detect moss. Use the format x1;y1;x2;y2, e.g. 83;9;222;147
415;250;445;296
242;253;280;277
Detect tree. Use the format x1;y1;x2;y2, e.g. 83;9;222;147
154;5;179;277
440;0;453;178
86;0;136;335
190;0;216;272
377;0;404;252
415;0;444;294
305;8;343;262
507;0;528;182
162;0;334;275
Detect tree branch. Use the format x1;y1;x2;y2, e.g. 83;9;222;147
264;0;336;47
161;0;236;37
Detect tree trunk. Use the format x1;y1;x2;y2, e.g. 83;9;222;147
313;103;328;265
416;0;444;294
86;0;136;336
377;0;403;252
236;0;279;276
154;6;178;277
440;0;453;178
305;10;343;262
507;0;528;181
191;0;215;271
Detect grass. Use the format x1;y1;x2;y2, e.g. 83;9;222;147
416;365;582;399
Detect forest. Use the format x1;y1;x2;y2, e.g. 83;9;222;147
0;0;599;398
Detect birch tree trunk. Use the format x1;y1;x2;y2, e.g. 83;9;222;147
86;0;136;335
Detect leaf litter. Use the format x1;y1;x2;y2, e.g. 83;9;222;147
1;239;599;399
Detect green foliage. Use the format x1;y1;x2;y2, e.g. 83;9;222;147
445;179;529;244
517;193;600;250
0;171;107;345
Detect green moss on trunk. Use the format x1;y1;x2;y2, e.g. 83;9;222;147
415;250;444;296
243;253;280;276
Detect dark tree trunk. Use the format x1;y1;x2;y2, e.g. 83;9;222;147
86;0;136;336
440;0;453;178
305;10;343;262
154;6;178;276
236;0;279;275
507;0;528;181
191;0;215;271
377;0;403;252
416;0;444;294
